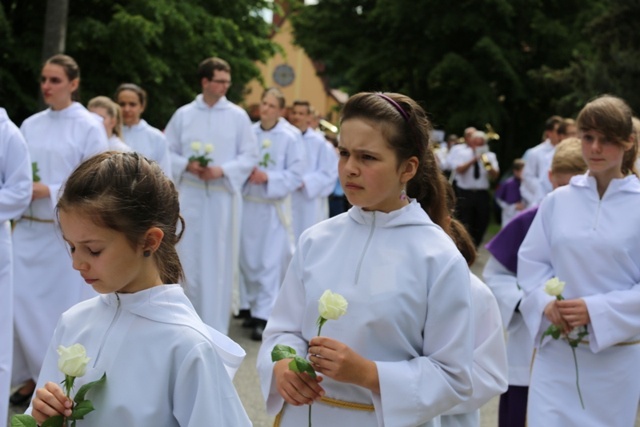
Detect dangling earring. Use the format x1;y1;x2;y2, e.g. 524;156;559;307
143;250;151;258
399;189;407;201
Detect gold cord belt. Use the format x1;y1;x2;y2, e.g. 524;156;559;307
19;215;54;223
273;397;374;426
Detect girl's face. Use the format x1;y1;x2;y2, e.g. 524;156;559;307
580;128;629;180
89;106;116;137
338;118;417;213
259;93;282;127
59;209;161;294
117;90;144;126
40;63;77;110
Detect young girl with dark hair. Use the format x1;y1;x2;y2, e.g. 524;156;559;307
28;151;250;426
257;92;474;426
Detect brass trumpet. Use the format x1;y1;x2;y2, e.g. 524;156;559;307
485;123;500;141
481;153;493;171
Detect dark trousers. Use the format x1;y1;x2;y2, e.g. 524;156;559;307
454;187;490;247
498;385;528;427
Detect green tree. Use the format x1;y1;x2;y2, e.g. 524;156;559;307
290;0;603;164
0;0;278;127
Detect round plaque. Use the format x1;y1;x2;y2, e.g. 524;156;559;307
273;64;295;87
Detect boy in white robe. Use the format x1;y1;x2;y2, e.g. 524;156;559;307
164;57;258;335
0;107;32;422
288;100;338;242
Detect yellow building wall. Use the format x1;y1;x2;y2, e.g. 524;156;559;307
242;19;340;121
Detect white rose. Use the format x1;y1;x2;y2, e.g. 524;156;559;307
190;141;202;152
204;143;214;154
318;290;348;320
262;139;272;149
544;277;565;297
57;344;90;377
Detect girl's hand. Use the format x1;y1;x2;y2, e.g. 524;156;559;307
198;165;224;181
557;298;591;328
544;300;571;334
31;382;72;424
273;359;324;406
32;182;50;200
308;337;380;394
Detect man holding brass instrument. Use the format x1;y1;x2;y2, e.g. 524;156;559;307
448;130;499;247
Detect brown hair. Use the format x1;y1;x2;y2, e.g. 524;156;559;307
292;100;311;115
557;118;576;138
341;92;448;227
551;137;588;175
57;152;185;284
88;96;123;139
512;158;525;171
114;83;147;108
435;181;476;266
577;95;638;176
45;54;80;101
197;57;231;81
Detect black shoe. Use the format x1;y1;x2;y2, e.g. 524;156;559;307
234;309;251;320
251;319;268;341
9;389;32;406
242;317;257;328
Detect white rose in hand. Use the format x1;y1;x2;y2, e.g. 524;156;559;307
318;290;348;321
57;344;90;377
204;143;214;154
544;277;565;297
190;141;202;152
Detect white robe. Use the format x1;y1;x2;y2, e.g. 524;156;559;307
518;173;640;426
164;95;258;334
258;201;474;427
291;127;338;242
239;121;305;321
441;273;508;427
108;135;131;152
27;285;251;427
520;139;554;206
122;119;172;179
13;102;108;385
482;256;533;386
0;107;32;423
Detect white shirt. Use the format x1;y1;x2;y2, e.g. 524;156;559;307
447;144;498;190
28;285;251;427
258;201;474;427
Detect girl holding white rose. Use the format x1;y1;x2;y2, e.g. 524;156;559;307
518;95;640;426
28;151;251;427
258;92;475;427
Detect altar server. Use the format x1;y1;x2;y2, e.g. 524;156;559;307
0;107;32;422
115;83;172;178
258;92;474;426
239;87;305;341
11;54;108;404
28;151;250;426
164;57;258;335
518;95;640;426
88;96;130;152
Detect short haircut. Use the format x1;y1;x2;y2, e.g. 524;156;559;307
512;158;525;171
557;118;576;136
197;57;231;81
262;87;286;109
545;115;563;131
551;137;587;175
292;100;311;114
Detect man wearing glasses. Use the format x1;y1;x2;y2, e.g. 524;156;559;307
165;57;259;335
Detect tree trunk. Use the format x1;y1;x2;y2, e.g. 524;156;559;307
39;0;70;109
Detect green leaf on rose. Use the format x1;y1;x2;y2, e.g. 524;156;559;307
41;415;64;427
11;415;38;427
74;373;106;403
271;344;298;362
68;399;95;420
289;356;316;378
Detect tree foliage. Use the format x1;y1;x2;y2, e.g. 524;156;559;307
0;0;278;127
289;0;617;162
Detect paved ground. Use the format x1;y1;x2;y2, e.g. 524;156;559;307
8;243;640;426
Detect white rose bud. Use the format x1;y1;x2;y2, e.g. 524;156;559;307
544;277;565;297
190;141;202;152
204;143;214;154
318;290;348;320
262;139;272;149
57;344;90;378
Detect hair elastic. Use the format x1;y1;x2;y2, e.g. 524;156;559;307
376;93;410;122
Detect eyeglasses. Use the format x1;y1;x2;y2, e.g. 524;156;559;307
211;79;232;86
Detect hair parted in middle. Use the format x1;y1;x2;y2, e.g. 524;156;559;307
340;92;448;228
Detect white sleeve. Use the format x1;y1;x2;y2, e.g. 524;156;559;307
164;110;189;182
220;113;259;193
0;124;32;221
265;134;306;199
483;256;523;327
302;140;338;199
520;151;542;206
